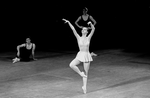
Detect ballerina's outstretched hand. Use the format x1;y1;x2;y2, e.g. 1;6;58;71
62;18;69;23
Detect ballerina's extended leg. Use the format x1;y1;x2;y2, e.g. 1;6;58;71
69;59;87;78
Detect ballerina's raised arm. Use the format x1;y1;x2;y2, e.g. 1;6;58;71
63;18;80;39
87;21;95;40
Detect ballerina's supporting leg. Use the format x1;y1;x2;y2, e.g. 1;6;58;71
83;62;90;76
82;77;87;94
82;62;90;94
69;59;87;78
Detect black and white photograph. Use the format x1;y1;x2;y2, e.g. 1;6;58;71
0;1;150;98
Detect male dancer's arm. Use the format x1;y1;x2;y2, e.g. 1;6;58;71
32;44;36;60
17;44;25;57
75;16;83;29
89;15;97;26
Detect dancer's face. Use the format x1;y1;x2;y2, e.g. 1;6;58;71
82;27;88;35
83;10;87;15
26;38;31;43
83;8;88;15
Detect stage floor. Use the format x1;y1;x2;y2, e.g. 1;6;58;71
0;50;150;98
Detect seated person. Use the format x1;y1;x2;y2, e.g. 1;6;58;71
12;37;36;63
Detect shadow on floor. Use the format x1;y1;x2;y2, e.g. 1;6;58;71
107;75;150;89
0;52;71;62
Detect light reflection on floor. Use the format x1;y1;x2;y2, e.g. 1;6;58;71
0;50;150;98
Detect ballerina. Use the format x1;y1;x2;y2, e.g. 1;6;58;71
63;18;95;94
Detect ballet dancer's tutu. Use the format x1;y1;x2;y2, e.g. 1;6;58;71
75;51;93;62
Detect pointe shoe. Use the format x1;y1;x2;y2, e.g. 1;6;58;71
12;58;20;63
80;72;87;78
82;86;87;94
12;58;17;63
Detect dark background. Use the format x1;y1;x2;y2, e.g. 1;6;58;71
1;1;150;53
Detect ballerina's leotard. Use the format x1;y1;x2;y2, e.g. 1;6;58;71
75;37;93;62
